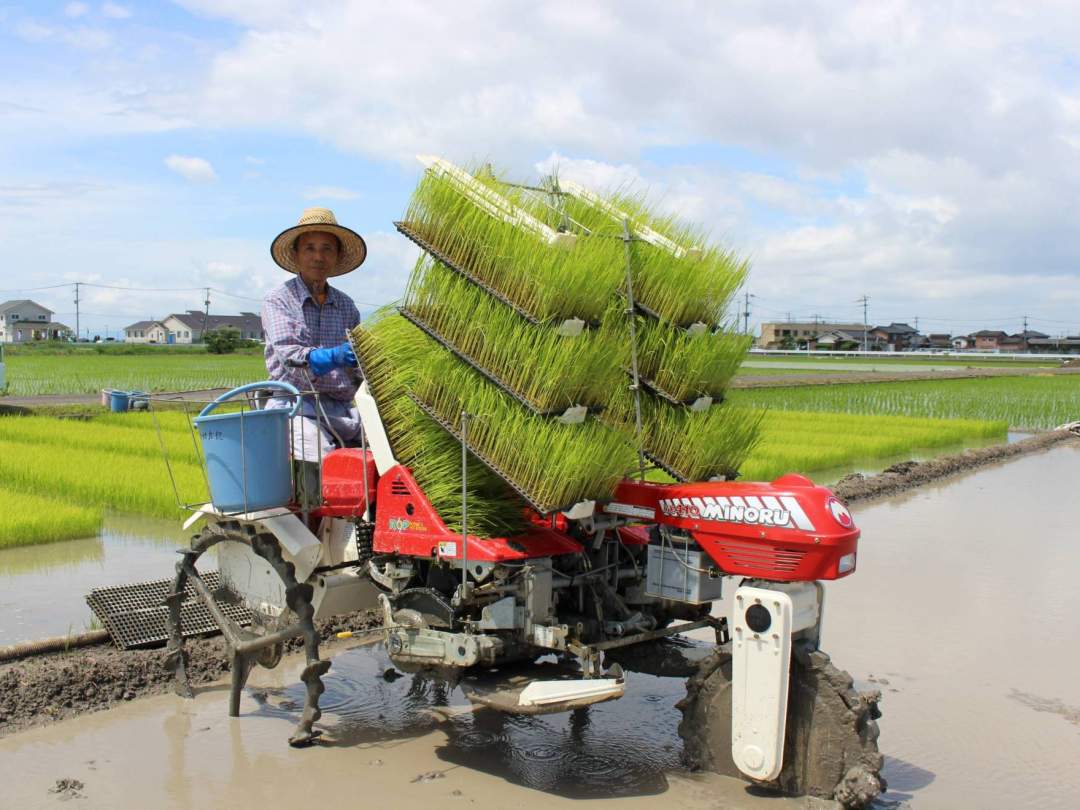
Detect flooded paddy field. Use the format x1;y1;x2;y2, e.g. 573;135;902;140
0;514;196;646
1;443;1078;808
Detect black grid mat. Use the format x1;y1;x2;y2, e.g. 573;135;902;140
86;571;252;650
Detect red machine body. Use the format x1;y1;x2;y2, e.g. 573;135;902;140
315;449;859;582
610;473;859;581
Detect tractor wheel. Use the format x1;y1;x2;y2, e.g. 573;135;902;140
677;644;885;809
163;519;330;747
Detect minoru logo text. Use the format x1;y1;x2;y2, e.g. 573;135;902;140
657;495;816;531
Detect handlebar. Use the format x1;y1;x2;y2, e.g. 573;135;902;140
198;381;302;418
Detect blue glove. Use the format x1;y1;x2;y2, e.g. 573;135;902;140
308;342;357;377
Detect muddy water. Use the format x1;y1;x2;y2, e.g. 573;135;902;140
2;445;1080;809
0;641;805;810
828;442;1080;808
0;513;193;645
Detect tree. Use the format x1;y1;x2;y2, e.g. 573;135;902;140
204;326;242;354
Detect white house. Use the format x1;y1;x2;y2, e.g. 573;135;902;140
123;320;170;343
122;311;264;344
0;299;73;343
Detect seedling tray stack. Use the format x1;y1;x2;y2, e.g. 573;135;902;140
355;157;761;534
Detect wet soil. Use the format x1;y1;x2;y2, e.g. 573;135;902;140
0;609;380;737
832;428;1078;503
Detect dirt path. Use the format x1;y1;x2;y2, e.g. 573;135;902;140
0;610;380;737
0;387;231;411
731;365;1080;389
833;429;1078;503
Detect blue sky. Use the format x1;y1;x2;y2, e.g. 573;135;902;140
2;1;1079;338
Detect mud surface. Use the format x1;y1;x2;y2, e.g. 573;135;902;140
832;428;1077;503
0;610;380;737
827;442;1080;808
0;640;814;810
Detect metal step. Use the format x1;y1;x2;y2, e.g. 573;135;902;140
86;571;252;651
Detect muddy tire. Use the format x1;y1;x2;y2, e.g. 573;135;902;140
677;644;884;809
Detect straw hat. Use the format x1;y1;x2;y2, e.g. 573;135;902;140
270;207;367;276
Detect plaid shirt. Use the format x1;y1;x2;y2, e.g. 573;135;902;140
262;275;362;401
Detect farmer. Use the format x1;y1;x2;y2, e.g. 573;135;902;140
261;207;367;465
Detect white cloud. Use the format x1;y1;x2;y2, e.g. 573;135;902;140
101;3;132;19
244;155;265;165
164;154;217;183
64;2;90;18
302;185;359;201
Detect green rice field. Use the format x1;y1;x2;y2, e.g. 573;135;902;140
0;405;1006;548
2;352;265;396
731;376;1080;431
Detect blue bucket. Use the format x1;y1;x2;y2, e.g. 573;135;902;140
194;381;300;513
109;390;130;412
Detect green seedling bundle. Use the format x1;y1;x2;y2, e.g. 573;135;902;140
634;318;751;403
403;169;625;324
352;312;527;537
402;256;625;413
407;332;639;512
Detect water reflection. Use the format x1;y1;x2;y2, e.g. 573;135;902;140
253;643;680;798
0;511;192;645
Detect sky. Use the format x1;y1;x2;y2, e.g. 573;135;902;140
2;0;1079;339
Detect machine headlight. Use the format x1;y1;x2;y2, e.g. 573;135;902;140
837;552;856;574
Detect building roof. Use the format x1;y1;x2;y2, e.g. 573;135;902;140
873;322;918;335
3;320;71;330
0;298;54;316
1028;337;1080;346
123;320;166;331
166;310;262;331
971;330;1009;338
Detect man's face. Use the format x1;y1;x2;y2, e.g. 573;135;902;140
294;231;340;286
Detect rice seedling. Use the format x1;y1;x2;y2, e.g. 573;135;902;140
602;385;763;481
730;376;1080;431
543;183;750;328
403;169;626;323
0;487;103;548
635;318;751;403
739;409;1007;482
409;342;640;513
403;256;626;412
0;415;202;466
352;313;529;536
0;438;206;518
4;352;265;396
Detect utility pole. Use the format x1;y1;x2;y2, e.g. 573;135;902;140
914;316;919;332
1022;314;1028;334
855;295;870;351
73;282;81;341
742;291;756;335
201;287;211;343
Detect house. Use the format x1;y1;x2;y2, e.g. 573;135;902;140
1027;336;1080;355
123;320;170;343
757;321;865;349
870;323;920;352
970;330;1009;351
952;335;973;350
815;329;867;351
0;299;73;343
122;311;264;344
162;311;264;344
926;333;953;350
